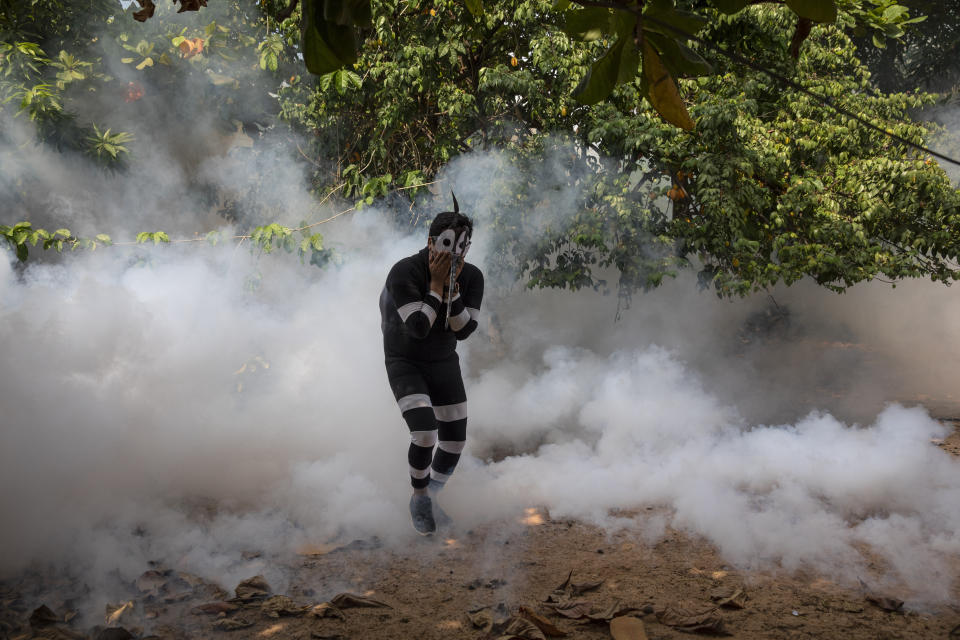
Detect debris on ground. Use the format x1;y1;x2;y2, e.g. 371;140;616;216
191;601;239;616
329;592;391;609
609;615;648;640
212;616;254;631
233;575;271;601
518;605;567;637
858;579;904;612
307;602;345;620
104;601;135;626
655;604;726;634
709;586;748;610
260;594;309;618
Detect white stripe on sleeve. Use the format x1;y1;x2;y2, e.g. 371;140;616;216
448;308;471;331
397;301;437;326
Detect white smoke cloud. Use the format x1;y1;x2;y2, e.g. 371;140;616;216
2;94;960;612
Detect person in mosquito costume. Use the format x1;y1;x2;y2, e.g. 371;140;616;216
379;194;484;535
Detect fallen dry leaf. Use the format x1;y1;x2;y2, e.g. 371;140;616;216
518;606;566;637
610;616;648;640
191;602;239;616
29;605;61;628
584;602;643;622
307;603;345;620
570;580;603;596
467;608;494;632
176;571;206;588
136;570;169;597
491;616;546;640
260;595;308;618
234;575;271;600
655;605;725;634
544;600;593;619
329;593;391;609
213;617;254;631
104;601;135;626
709;587;748;610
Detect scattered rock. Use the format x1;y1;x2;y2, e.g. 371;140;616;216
865;594;904;613
859;579;904;613
610;616;648;640
234;576;271;601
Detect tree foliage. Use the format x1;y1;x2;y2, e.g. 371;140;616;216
1;0;959;302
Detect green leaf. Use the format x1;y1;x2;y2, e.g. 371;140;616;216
645;30;712;77
574;34;639;105
564;7;614;42
709;0;750;15
644;4;708;39
464;0;483;17
784;0;837;23
96;234;112;245
16;243;27;262
136;232;150;244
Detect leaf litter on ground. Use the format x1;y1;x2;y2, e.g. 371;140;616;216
654;604;726;634
329;592;391;609
709;587;748;610
232;576;271;601
609;616;648;640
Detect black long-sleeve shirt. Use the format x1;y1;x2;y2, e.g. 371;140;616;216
380;247;484;361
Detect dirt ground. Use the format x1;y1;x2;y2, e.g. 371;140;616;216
2;422;959;640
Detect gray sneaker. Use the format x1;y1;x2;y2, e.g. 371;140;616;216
409;494;436;535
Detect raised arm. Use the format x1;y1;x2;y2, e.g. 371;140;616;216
448;267;484;341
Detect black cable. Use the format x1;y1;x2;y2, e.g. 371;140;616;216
575;0;960;167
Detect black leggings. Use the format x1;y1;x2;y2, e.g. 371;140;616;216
385;354;467;490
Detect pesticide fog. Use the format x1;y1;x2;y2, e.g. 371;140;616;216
2;116;960;607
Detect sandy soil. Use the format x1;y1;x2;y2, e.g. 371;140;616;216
2;422;959;640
